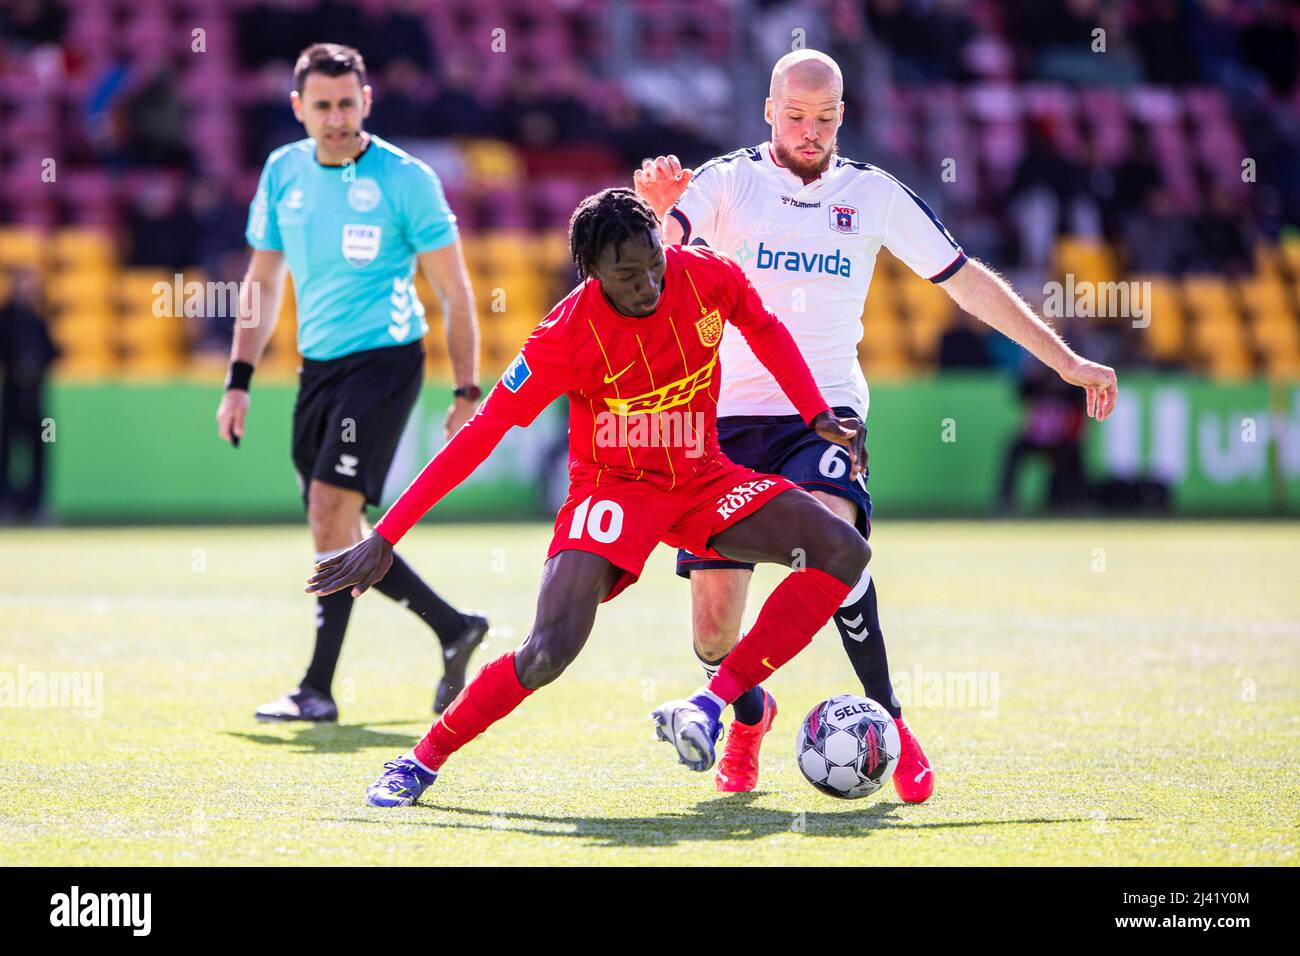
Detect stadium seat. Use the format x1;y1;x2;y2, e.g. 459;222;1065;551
1182;275;1233;311
0;226;48;270
1138;277;1185;361
1053;238;1117;286
53;228;115;268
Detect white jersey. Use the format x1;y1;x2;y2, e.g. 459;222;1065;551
668;143;966;418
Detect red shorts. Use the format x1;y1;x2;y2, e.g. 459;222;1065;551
547;456;796;602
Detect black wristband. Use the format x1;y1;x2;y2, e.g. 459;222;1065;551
226;361;254;391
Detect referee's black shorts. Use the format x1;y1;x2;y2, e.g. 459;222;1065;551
291;341;424;508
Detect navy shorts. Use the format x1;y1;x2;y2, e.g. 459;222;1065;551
675;405;873;577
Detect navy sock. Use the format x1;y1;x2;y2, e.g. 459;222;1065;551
302;589;353;697
832;573;903;719
372;551;466;646
731;685;766;725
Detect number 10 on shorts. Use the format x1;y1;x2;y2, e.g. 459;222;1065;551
568;496;624;543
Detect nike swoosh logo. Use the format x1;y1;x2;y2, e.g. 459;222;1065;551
761;657;775;670
603;362;635;384
392;786;411;795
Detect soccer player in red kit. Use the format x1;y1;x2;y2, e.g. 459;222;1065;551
307;189;869;806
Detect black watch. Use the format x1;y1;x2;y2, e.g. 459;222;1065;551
452;384;482;401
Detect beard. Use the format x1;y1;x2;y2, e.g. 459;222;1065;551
773;139;836;180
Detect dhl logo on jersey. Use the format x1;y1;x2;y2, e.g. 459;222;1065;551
604;354;717;417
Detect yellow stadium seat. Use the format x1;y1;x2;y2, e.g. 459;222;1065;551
858;310;905;359
1180;274;1237;323
48;267;114;308
1139;277;1185;361
895;272;952;324
1238;275;1291;317
0;227;49;270
1250;314;1300;357
1203;348;1253;380
861;350;916;380
53;228;115;268
1054;238;1117;286
1263;351;1300;381
54;348;118;377
1192;312;1246;354
1253;242;1283;277
1280;237;1300;277
908;314;951;361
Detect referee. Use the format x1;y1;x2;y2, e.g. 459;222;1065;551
216;44;487;722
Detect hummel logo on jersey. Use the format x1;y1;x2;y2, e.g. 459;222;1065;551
603;361;635;384
754;241;851;277
335;454;359;477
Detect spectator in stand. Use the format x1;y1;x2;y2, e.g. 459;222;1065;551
1009;118;1090;273
1240;0;1299;97
0;268;59;522
1121;188;1189;275
427;54;503;139
122;64;193;170
367;0;436;74
126;177;193;270
1187;183;1253;276
997;358;1089;514
371;59;435;140
0;0;67;49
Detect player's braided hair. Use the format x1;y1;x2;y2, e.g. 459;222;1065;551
568;188;660;281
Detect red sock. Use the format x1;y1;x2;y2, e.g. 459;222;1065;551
413;652;533;771
708;568;851;703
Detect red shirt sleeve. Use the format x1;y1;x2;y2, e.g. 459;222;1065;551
374;318;569;544
718;255;832;425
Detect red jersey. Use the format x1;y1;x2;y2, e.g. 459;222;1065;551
376;245;830;543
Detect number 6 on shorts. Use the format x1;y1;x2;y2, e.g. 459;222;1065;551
568;496;624;543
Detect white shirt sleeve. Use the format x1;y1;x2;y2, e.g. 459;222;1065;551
882;176;967;283
666;157;733;247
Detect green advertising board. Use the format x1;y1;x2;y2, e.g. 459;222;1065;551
35;375;1300;520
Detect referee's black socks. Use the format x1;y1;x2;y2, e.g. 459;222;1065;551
302;589;353;698
373;552;469;647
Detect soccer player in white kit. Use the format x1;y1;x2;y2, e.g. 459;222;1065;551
635;50;1118;801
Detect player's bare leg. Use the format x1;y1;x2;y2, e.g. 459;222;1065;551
364;551;622;806
257;480;486;722
654;487;868;770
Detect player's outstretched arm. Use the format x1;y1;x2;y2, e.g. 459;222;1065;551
942;259;1119;420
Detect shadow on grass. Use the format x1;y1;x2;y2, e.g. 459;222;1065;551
337;794;1138;848
224;720;423;754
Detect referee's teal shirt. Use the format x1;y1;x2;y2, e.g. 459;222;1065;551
246;135;458;361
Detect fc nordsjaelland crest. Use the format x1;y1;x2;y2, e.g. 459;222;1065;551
695;308;723;347
831;203;859;234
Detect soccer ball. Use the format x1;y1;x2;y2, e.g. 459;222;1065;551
796;694;900;799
